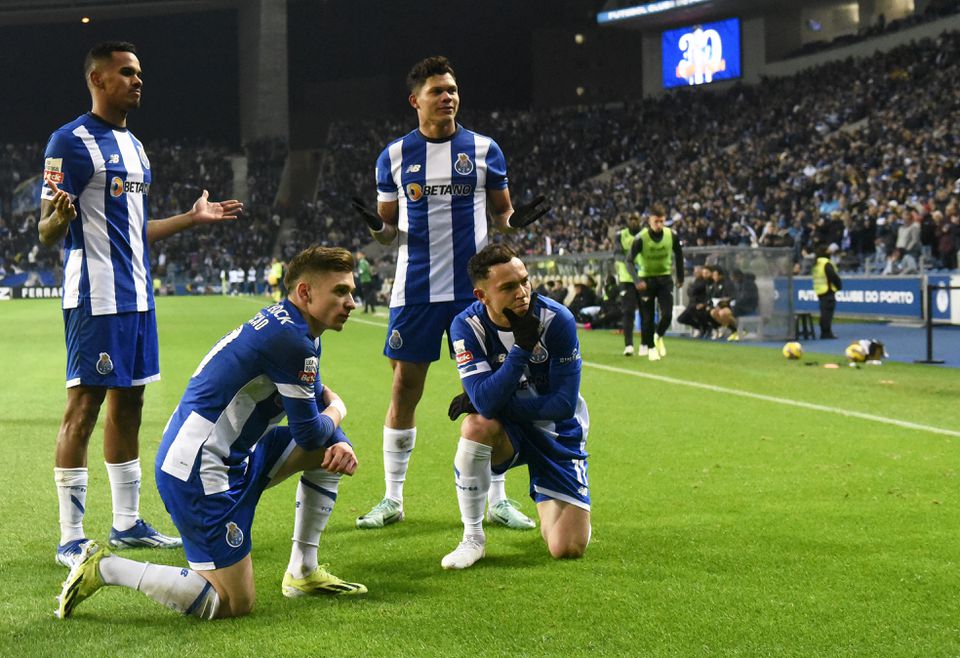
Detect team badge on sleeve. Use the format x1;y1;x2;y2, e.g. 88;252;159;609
43;157;64;184
454;153;474;175
96;352;114;375
299;357;318;384
225;522;244;548
389;330;403;350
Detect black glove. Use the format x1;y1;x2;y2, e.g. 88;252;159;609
501;292;541;352
351;196;384;232
447;392;477;421
508;196;550;229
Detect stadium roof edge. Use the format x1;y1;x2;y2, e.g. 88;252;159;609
0;0;238;26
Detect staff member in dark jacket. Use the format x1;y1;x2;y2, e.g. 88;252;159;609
813;246;843;339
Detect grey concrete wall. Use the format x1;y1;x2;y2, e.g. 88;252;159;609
238;0;289;142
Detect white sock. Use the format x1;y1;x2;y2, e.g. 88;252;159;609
487;472;507;506
383;427;416;503
453;437;492;541
54;467;87;544
105;458;140;532
100;555;220;619
288;470;341;578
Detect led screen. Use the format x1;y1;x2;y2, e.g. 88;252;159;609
662;18;741;89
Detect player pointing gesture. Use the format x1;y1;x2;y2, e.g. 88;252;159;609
353;56;549;531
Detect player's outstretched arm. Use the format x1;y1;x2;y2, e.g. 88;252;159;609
352;197;398;244
146;190;244;244
38;180;76;247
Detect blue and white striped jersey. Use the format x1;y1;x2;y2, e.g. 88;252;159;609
376;125;508;307
450;295;589;457
41;113;154;316
157;299;346;496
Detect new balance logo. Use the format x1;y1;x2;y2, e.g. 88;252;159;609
405;164;422;173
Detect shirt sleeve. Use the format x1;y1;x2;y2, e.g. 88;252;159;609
451;315;529;418
313;378;351;447
259;332;337;451
484;139;509;191
504;312;582;422
40;130;94;202
376;146;398;202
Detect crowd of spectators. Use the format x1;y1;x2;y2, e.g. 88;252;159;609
0;137;286;292
4;26;960;294
309;30;959;281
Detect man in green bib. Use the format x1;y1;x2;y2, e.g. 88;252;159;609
616;212;644;356
629;203;684;361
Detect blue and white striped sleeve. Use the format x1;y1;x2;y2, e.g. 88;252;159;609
484;139;508;191
260;335;336;451
451;315;528;418
376;145;398;202
41;130;93;202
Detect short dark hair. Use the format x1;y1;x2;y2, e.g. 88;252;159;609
650;202;667;218
468;243;518;284
284;246;355;289
84;41;137;79
406;56;456;93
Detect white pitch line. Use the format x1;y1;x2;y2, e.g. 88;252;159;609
583;361;960;438
342;314;960;439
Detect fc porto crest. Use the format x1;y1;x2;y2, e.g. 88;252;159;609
529;343;549;364
96;352;114;375
454;153;474;175
388;329;403;350
225;521;244;548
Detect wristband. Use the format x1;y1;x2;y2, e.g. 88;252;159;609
328;398;347;422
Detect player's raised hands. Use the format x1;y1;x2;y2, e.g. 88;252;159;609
508;195;550;229
46;179;77;223
321;442;358;476
501;292;541;351
190;189;243;225
447;391;477;421
351;196;385;232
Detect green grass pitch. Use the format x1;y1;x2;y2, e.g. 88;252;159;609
1;296;959;657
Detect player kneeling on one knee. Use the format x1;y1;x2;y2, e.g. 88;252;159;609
442;244;592;570
56;247;366;620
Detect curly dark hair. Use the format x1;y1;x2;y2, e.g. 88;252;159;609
406;56;456;93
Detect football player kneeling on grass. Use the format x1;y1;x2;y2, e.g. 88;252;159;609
442;244;591;570
56;247;366;620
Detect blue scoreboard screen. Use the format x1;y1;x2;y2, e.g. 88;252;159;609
662;17;742;89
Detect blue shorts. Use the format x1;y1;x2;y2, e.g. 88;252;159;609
155;427;296;570
495;422;591;511
63;307;160;388
384;300;472;362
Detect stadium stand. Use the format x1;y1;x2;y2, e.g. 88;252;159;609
3;28;959;292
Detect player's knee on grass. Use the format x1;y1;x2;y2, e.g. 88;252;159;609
212;581;255;619
545;529;589;560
